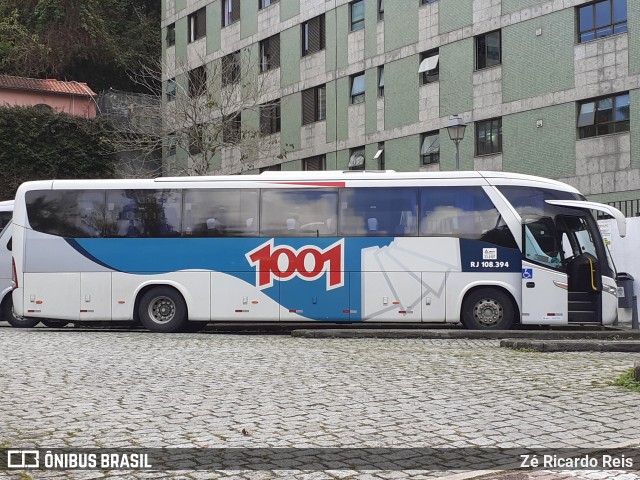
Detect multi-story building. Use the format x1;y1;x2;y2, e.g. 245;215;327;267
161;0;640;209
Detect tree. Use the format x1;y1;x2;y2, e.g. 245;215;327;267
0;106;116;199
109;50;289;177
0;0;160;92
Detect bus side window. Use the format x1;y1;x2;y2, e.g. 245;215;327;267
6;237;11;251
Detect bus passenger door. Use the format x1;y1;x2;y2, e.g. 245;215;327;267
80;272;112;320
520;218;568;324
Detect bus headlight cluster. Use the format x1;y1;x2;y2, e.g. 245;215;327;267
602;284;618;297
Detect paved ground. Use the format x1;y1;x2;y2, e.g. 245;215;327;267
1;326;640;479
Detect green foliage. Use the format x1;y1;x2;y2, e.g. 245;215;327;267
0;0;160;92
610;368;640;393
0;106;116;200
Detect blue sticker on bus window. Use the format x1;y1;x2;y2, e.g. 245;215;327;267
522;268;533;279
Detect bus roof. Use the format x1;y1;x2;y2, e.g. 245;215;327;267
17;171;579;194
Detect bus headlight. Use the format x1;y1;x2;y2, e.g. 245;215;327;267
602;284;617;297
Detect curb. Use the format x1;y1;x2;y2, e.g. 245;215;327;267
291;328;640;340
501;339;640;352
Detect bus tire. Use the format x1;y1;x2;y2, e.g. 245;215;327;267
1;296;40;328
461;288;514;330
138;286;187;333
40;320;70;328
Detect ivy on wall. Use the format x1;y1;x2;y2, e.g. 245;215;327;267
0;106;116;200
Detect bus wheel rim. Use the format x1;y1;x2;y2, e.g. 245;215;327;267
473;298;502;327
148;296;176;324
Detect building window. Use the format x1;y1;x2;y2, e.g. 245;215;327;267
222;51;241;86
167;133;177;156
223;0;240;27
350;1;365;31
475;30;501;70
188;8;206;43
260;164;282;172
166;23;176;47
260;34;280;72
301;85;326;125
421;0;438;4
166;78;176;101
419;49;439;85
303;155;326;171
350;73;365;104
260;100;281;135
475;118;502;156
301;14;325;57
188;127;202;156
378;0;384;21
421;132;440;165
260;0;279;8
223;112;242;143
378;67;384;97
578;0;627;43
577;93;630;138
348;147;365;170
188;66;207;97
375;142;385;169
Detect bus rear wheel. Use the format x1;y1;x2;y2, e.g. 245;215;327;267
462;288;514;330
139;286;187;333
2;296;39;328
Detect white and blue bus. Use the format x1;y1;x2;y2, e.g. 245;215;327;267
10;171;626;332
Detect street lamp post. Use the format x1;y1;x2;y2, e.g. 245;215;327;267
446;115;466;171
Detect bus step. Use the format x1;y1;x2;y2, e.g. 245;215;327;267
568;310;596;323
569;300;594;312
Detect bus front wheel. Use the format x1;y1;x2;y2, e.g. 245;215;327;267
461;288;514;330
1;296;40;328
139;286;187;333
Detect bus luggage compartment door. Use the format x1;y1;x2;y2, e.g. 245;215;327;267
80;272;112;320
521;260;568;324
23;272;80;320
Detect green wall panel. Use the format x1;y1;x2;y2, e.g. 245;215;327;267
336;77;349;142
629;0;640;75
281;93;301;154
325;151;338;170
175;17;188;64
384;0;418;52
439;1;472;34
386;136;419;172
439;39;473;117
282;159;302;170
364;0;379;59
281;0;300;21
631;89;640;167
325;9;337;72
503;10;574;102
336;149;349;170
207;1;221;54
325;81;337;143
589;189;640;204
241;0;258;39
280;26;301;87
365;68;379;135
336;5;349;70
502;0;543;14
502;104;576;177
384;56;419;130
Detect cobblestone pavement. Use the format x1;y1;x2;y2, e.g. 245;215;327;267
1;327;640;479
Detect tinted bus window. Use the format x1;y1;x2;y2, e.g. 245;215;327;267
0;212;11;229
26;190;106;237
497;186;582;217
183;189;259;237
261;189;338;236
339;188;418;236
105;190;181;237
420;186;516;247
